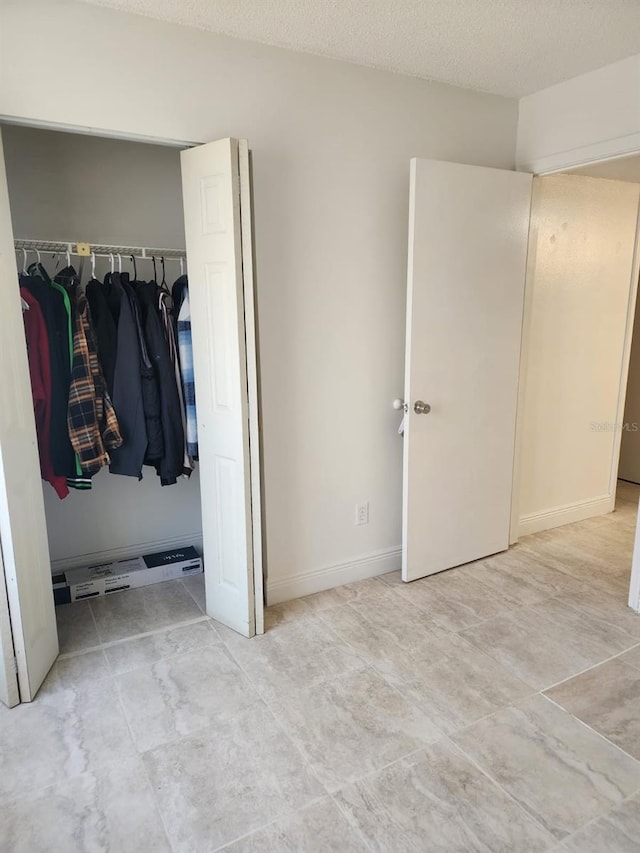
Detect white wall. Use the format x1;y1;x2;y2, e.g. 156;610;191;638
0;0;518;600
517;173;640;536
2;125;203;568
517;54;640;174
619;287;640;484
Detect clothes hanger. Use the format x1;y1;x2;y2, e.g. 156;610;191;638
118;253;122;274
22;248;28;275
130;254;137;280
152;255;157;282
180;257;185;277
91;252;96;279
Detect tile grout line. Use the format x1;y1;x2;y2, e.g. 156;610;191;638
111;677;176;853
536;640;640;694
540;692;640;769
553;788;640;849
443;734;559;843
56;614;212;660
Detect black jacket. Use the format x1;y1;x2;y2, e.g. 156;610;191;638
103;272;148;478
122;278;163;464
135;281;184;485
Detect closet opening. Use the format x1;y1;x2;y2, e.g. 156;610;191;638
0;122;264;704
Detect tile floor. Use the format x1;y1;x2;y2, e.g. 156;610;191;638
1;483;640;851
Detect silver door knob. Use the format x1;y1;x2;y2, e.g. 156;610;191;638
413;400;431;414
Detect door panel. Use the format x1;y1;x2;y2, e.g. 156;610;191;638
0;128;58;700
403;158;532;581
181;138;263;637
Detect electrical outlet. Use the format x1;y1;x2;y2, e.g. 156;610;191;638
355;501;369;525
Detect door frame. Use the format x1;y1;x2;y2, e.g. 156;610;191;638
0;114;266;701
510;163;640;542
509;154;640;613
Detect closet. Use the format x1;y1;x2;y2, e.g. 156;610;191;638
0;125;264;706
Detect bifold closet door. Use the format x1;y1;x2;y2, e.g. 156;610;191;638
0;129;58;704
402;158;532;581
181;138;264;638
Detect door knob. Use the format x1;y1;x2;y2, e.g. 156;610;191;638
413;400;431;415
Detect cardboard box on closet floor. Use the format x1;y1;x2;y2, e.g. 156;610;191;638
53;546;202;604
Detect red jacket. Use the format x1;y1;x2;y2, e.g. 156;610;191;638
21;288;68;499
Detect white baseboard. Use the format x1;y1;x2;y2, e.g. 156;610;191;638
266;546;402;605
49;532;204;575
518;495;613;538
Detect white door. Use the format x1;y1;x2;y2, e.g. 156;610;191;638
0;129;58;701
0;540;20;707
402;158;532;581
181;138;264;637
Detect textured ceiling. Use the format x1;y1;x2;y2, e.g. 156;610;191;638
79;0;640;97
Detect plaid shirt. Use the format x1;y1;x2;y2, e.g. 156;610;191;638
67;296;122;476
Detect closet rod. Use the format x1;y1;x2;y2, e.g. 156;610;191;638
14;239;185;261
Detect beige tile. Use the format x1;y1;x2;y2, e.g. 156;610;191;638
115;644;261;752
219;615;364;701
400;569;516;629
335;740;554;852
619;644;640;670
2;756;171;853
55;601;99;653
554;583;640;638
298;577;392;612
545;657;640;760
378;570;403;586
457;550;582;606
264;597;316;629
461;597;637;689
318;598;448;682
0;679;135;805
90;580;203;643
181;572;206;612
222;798;369;852
270;667;442;792
40;649;110;695
104;619;220;675
396;633;533;733
452;694;640;840
560;793;640;853
143;703;324;852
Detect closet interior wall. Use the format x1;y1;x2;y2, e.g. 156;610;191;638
2;124;203;572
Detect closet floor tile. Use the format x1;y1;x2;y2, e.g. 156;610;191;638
115;643;261;752
89;579;203;643
545;657;640;760
182;572;206;612
451;693;640;841
1;755;171;853
334;740;554;852
40;649;110;695
142;702;325;853
104;618;221;675
619;644;640;670
55;601;100;653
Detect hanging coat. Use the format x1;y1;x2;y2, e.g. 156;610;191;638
20;273;76;480
86;277;118;396
122;278;164;463
136;281;184;486
104;272;148;478
20;287;69;499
